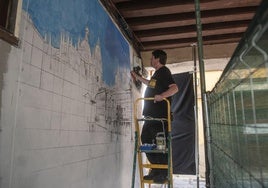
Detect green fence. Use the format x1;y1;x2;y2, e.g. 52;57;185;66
206;2;268;187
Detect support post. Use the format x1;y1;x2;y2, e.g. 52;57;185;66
194;0;210;187
191;43;200;188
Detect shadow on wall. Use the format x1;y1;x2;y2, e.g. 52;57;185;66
0;41;11;113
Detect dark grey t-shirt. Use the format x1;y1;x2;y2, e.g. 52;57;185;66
143;66;175;118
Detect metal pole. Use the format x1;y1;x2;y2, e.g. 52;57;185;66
194;0;210;187
191;43;200;188
204;93;213;188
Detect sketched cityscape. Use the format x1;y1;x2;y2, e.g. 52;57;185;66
23;12;132;136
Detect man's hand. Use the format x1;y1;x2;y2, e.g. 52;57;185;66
154;84;179;103
130;71;137;81
154;94;164;103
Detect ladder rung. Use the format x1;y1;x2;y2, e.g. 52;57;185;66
142;164;168;169
139;149;168;153
137;117;168;122
142;179;169;184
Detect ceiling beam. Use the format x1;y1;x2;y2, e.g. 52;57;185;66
116;0;260;18
127;6;257;30
141;33;243;51
136;20;251;41
140;43;238;67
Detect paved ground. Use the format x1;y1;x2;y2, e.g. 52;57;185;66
149;175;206;188
173;175;206;188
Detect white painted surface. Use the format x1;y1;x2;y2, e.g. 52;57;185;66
0;12;134;188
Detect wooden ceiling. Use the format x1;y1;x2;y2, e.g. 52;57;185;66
102;0;262;66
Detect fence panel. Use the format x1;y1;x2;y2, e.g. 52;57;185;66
207;1;268;187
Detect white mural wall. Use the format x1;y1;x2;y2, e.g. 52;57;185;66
0;0;135;188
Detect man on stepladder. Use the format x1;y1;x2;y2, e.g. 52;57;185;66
131;49;178;183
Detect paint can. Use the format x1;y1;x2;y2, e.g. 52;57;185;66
156;132;166;150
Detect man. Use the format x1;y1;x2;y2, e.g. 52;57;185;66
131;50;178;183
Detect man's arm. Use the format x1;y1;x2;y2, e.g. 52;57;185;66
154;83;178;102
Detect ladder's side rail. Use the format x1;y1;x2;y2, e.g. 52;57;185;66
134;97;171;128
163;98;173;188
168;127;173;188
133;98;144;188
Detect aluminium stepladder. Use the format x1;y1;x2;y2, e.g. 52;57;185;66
131;97;173;188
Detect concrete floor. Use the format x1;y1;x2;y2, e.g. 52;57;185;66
149;175;206;188
173;175;206;188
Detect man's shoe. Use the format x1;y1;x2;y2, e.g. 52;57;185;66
143;169;158;180
153;174;167;184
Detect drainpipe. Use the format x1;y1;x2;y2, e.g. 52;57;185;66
194;0;211;187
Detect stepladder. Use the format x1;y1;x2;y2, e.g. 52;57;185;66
131;97;173;188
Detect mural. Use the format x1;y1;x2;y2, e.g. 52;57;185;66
21;0;132;135
0;1;134;187
23;0;130;86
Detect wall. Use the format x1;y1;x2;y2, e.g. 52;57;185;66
0;38;22;188
0;0;135;188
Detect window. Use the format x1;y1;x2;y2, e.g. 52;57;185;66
0;0;19;46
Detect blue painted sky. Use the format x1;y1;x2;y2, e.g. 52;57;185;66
23;0;130;86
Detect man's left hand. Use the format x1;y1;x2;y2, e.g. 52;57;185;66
154;94;164;102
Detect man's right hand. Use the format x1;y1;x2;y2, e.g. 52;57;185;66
130;71;137;81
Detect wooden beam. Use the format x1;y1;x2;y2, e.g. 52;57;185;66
140;43;238;67
127;6;256;25
141;33;242;51
136;20;250;39
117;0;261;18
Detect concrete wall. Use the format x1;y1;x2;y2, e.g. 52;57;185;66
0;2;134;188
0;37;22;188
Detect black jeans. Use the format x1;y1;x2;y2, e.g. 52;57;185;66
141;120;168;164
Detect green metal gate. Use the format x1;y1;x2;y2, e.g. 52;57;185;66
206;2;268;187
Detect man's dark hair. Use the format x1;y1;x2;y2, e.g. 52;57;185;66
152;50;167;65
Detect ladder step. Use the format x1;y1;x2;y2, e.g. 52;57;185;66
142;164;168;169
139;149;168;153
142;179;169;184
137;117;168;122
